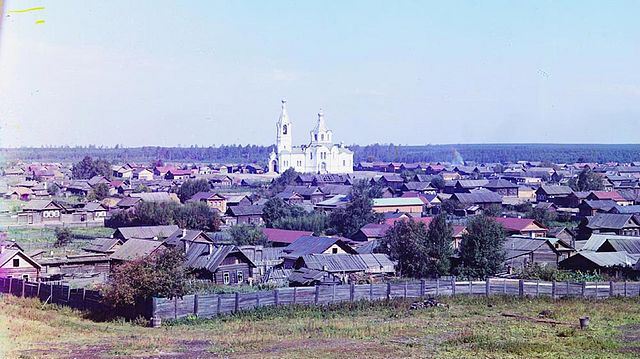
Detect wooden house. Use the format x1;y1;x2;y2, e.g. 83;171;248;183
261;228;313;247
580;213;640;238
503;236;573;271
17;200;65;224
484;179;519;197
226;205;264;225
0;247;41;281
184;244;256;285
113;225;179;242
282;236;357;268
493;217;548;238
535;185;574;206
372;197;424;214
188;192;228;213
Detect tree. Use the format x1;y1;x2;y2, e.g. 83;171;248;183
270;168;299;193
174;202;221;231
229;224;269;246
177;179;211;203
483;204;503;217
101;248;187;308
329;184;383;237
527;207;557;227
54;227;73;247
425;214;453;276
430;176;446;190
568;168;604;192
262;197;291;227
379;220;429;278
47;183;60;196
92;183;110;200
271;211;329;234
440;199;461;214
457;215;506;279
71;156;111;179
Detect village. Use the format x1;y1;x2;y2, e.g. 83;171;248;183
3;150;640;292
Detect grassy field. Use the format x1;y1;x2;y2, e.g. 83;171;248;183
4;226;115;253
1;294;639;358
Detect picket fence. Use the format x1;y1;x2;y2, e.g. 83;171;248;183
152;278;640;321
0;277;105;312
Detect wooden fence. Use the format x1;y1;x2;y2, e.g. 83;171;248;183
0;277;105;312
152;278;640;321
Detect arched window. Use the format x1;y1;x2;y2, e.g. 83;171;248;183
321;134;324;141
282;125;287;135
310;152;313;160
314;134;318;141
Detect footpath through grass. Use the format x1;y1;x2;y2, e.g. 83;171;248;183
1;294;639;358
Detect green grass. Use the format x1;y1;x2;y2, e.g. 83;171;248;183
1;294;639;358
4;226;114;254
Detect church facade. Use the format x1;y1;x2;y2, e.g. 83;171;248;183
268;100;353;174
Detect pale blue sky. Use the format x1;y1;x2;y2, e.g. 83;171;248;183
1;0;639;147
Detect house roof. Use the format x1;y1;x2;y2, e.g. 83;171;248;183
493;217;547;232
163;229;213;247
116;197;141;207
22;200;62;211
115;225;180;240
451;192;502;204
562;251;640;268
82;202;108;212
372;197;425;207
130;192;179;203
358;223;391;238
188;192;223;202
589;191;625;201
261;228;313;245
581;200;617;211
110;238;164;261
0;249;41;269
456;179;490;189
284;236;356;258
610;205;640;215
298;253;394;273
586;213;640;230
183;244;255;272
318;184;352;196
537;185;573;196
83;238;122;253
484;179;518;189
227;205;264;217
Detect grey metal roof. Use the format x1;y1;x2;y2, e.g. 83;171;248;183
566;251;640;267
484;179;518;189
115;225;179;240
587;213;639;230
537;185;574;196
183;244;255;272
110;238;163;261
130;192;178;203
83;238;122;253
298;253;394;274
163;229;212;247
451;191;502;204
284;236;356;258
227;205;264;217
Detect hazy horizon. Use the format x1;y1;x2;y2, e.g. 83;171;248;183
1;1;639;147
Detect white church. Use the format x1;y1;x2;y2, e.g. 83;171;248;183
268;100;353;174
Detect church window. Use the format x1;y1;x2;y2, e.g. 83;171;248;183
314;134;318;141
283;125;287;135
343;160;346;166
310;153;313;160
321;134;324;141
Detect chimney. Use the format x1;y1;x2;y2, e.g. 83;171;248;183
182;228;187;238
0;245;4;254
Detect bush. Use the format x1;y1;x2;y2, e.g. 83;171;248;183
54;227;73;247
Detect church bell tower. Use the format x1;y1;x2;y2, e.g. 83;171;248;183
276;99;292;153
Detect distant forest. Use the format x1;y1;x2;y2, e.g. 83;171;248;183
2;144;640;165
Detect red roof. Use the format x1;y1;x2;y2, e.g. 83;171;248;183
168;169;191;176
452;225;466;237
492;217;547;231
589;191;625;201
261;228;313;245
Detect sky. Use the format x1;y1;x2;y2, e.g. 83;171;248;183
1;1;639;148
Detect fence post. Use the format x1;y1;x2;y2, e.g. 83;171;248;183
293;287;297;304
194;294;199;317
436;278;440;296
566;281;569;298
314;286;319;305
420;279;425;297
581;282;586;298
552;281;556;300
274;289;279;306
350;283;355;302
152;297;158;319
8;278;12;295
485;278;490;297
256;292;260;308
369;283;374;300
234;292;240;313
37;282;41;298
21;280;25;297
624;281;628;297
609;281;614;298
386;282;391;300
332;284;336;302
50;283;54;302
216;295;221;315
174;297;178;320
535;280;540;296
518;280;524;298
451;277;456;296
594;282;598;299
503;279;507;294
469;280;473;296
403;282;408;298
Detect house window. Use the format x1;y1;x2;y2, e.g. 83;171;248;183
13;258;19;267
237;270;244;284
332;248;338;254
223;271;230;285
22;275;29;281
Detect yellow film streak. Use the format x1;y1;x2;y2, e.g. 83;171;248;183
9;6;45;13
35;19;45;24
